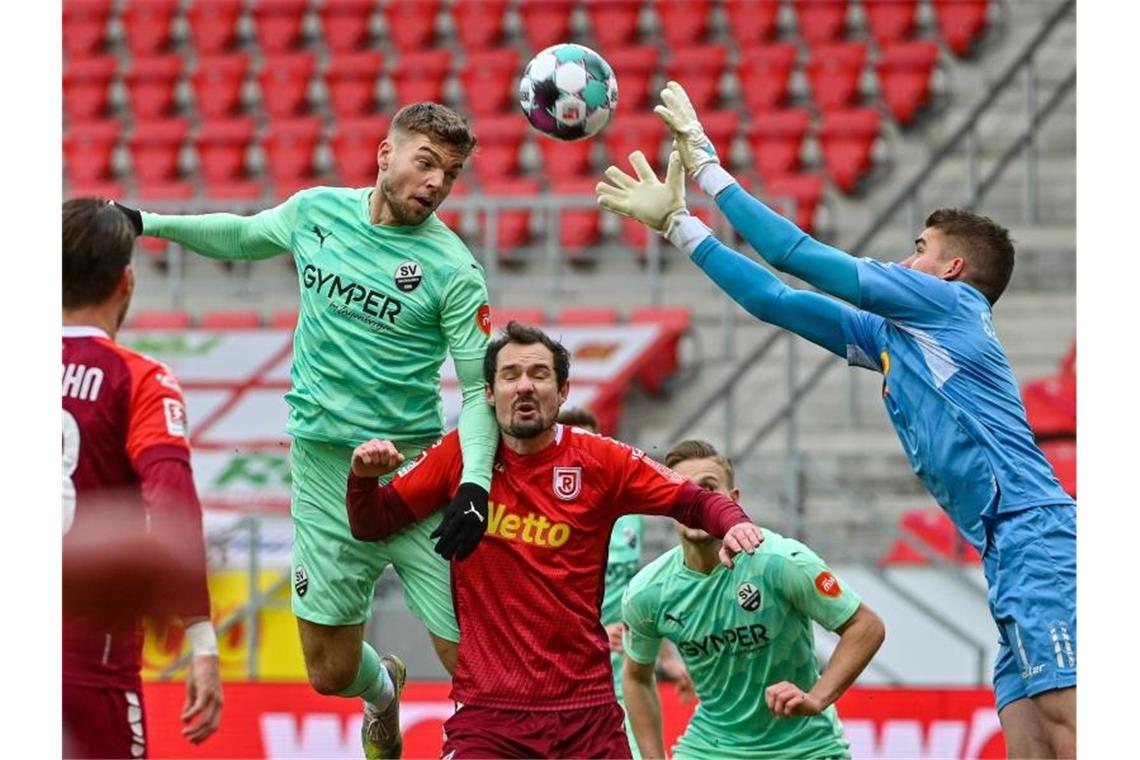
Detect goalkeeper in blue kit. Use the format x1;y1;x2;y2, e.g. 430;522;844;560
597;82;1076;759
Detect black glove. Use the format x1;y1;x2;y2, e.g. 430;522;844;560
111;201;144;235
430;482;489;561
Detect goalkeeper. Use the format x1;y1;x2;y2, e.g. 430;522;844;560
596;82;1076;759
116;103;497;759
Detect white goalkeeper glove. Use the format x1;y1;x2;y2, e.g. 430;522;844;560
654;81;721;179
596;151;688;234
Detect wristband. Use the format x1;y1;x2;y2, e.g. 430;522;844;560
695;164;737;198
186;621;219;656
664;213;714;256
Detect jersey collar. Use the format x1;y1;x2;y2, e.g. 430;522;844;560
62;325;111;339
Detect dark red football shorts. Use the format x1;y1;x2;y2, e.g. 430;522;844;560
63;683;147;759
441;701;631;759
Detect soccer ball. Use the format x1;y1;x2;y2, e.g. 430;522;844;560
519;43;618;141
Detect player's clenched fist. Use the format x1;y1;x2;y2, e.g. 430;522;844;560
351;439;405;478
765;681;825;718
718;521;764;568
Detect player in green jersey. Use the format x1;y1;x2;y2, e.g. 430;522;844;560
114;103;499;758
622;440;885;760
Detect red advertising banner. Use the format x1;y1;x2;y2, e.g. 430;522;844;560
143;682;1006;759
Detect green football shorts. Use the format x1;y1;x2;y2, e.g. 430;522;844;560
289;436;459;642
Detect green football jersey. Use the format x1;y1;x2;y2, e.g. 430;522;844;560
622;531;860;760
603;513;644;700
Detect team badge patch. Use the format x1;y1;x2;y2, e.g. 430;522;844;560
553;466;582;501
736;581;762;612
476;304;492;337
815;571;842;598
394;261;423;292
294;564;309;598
162;398;188;437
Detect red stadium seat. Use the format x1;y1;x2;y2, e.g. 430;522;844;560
129;118;191;198
187;0;244;54
479;178;540;257
864;0;919;48
391;50;451;106
551;177;603;256
539;138;594;182
64;55;117;122
461;49;521;117
818;108;880;192
257;52;316;118
934;0;990;57
655;0;712;49
130;310;192;329
200;309;263;329
880;509;980;565
63;0;112;58
876;42;940;126
695;110;739;164
195;118;260;198
764;173;824;234
264;117;323;196
192;54;249;119
621;217;649;249
604;46;658;111
793;0;849;46
806;43;867;112
556;306;620;325
736;44;798;113
747;109;811;183
587;0;642;50
665;46;727;111
64;120;120;184
435;180;467;231
121;0;178;56
452;0;509;51
253;0;309;53
319;0;376;52
330;115;390;186
1022;374;1077;438
604;113;667;167
470;115;527;183
384;0;439;52
723;0;780;47
631;306;691;394
125;54;182;120
1039;439;1076;498
519;0;574;53
269;309;299;329
492;308;547;328
324;51;384;118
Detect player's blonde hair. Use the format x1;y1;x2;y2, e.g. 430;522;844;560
391;102;478;158
665;439;735;489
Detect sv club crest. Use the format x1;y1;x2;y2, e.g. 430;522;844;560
553;467;582;501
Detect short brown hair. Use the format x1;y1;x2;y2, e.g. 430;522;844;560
925;208;1015;305
665;439;735;489
558;407;598;431
63;198;136;310
484;321;571;388
391;102;477;158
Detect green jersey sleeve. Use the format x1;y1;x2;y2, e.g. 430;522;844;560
621;580;664;666
140;191;304;261
773;543;861;632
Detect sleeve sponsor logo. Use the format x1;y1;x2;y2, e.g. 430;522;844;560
815;570;842;598
163;397;188;437
395;451;428;478
154;371;182;392
476;304;492;337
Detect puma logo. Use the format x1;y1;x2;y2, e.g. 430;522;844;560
464;502;484;523
664;612;685;627
312;225;333;247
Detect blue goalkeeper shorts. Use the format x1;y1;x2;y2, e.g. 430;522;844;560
983;504;1076;712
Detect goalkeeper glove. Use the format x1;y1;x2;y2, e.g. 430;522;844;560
111;201;144;236
596;151;688;234
430;482;489;561
654;81;721;179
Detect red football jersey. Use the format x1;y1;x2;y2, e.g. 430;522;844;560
390;424;747;711
62;326;204;691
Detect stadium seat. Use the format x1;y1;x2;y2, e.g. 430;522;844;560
933;0;990;57
478;178;540;258
551;177;603;257
746;109;811;183
124;54;182;120
665;46;727;110
764;173;824;234
864;0;919;48
492;308;547;328
806;43;867;112
538;138;594;182
604;113;668;167
192;54;249;119
64;120;120;185
257;52;316;118
1039;438;1076;498
621;217;649;250
655;0;712;49
130;310;192;329
319;0;376;52
1022;374;1076;438
121;0;178;56
253;0;309;53
519;0;574;53
63;55;117;122
200;309;263;329
195;118;260;199
384;0;439;52
470;115;527;183
391;50;451;106
723;0;780;47
129;118;191;199
818;108;880;192
461;49;521;118
264;117;323;197
604;46;658;111
435;180;467;230
879;509;980;565
631;305;691;394
793;0;849;46
324;51;385;118
330;115;390;186
556;306;620;325
451;0;509;51
187;0;244;54
587;0;642;50
269;309;300;329
63;0;112;58
1060;339;1076;376
736;44;798;114
695;110;739;165
876;41;939;126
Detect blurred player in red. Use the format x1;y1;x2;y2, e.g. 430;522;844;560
345;321;764;758
62;198;223;758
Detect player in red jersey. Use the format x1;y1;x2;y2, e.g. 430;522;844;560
62;198;223;758
345;321;764;758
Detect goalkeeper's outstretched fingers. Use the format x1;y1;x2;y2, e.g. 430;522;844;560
653;81;721;178
595;150;688;233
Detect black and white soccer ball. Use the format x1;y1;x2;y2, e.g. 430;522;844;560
518;43;618;141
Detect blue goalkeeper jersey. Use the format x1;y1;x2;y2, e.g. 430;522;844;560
839;259;1074;552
